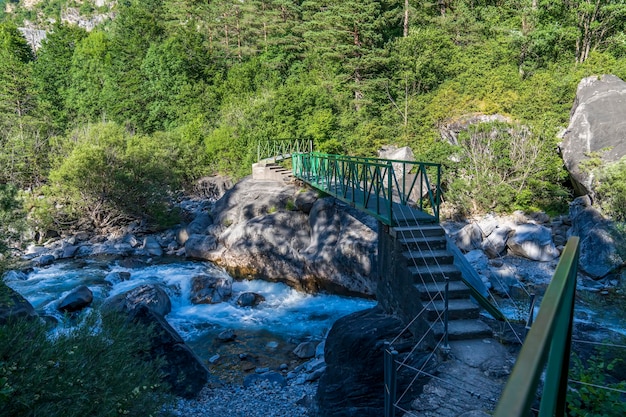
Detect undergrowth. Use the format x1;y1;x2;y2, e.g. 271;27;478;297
0;305;172;417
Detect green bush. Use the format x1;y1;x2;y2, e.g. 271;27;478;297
567;349;626;417
47;122;181;230
595;157;626;222
0;307;171;417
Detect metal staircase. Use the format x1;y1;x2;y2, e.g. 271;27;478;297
391;220;492;340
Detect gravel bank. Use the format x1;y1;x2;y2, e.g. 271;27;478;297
166;380;318;417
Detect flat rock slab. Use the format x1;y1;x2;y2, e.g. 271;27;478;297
450;339;511;369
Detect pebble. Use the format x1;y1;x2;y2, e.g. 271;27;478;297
164;379;317;416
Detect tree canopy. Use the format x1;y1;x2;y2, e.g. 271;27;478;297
2;0;626;233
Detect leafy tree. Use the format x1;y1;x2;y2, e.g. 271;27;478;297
65;30;111;123
33;23;87;132
48;122;180;230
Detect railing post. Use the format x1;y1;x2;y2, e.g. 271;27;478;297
387;161;393;225
384;342;398;417
443;277;450;352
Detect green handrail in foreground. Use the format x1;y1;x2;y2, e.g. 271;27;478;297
257;138;313;162
292;152;441;225
493;237;580;417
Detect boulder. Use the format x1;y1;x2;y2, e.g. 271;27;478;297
58;285;93;313
569;196;624;278
102;284;172;317
294;189;319;214
124;305;209;398
190;274;232;304
560;75;626;196
184;234;217;260
453;223;482;252
178;212;213;245
481;224;512;258
139;236;163;257
236;292;265;307
293;341;318;359
193;175;233;201
0;285;38;324
33;254;55;267
316;305;435;417
104;271;131;285
506;224;559;261
2;270;28;282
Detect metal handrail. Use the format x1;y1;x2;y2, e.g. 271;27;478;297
257;138;313;162
493;236;580;417
292;152;442;224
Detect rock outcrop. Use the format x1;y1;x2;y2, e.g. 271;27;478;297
0;285;38;325
187;178;378;297
569;196;625;279
316;306;434;417
560;75;626;196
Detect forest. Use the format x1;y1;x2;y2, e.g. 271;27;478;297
2;0;626;241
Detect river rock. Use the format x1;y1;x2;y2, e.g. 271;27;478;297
293;341;318;359
453;223;482;252
102;284;172;317
184;234;217;259
0;285;38;324
560;75;626;196
190;274;232;304
58;285;93;313
104;271;131;284
2;270;28;282
125;304;209;398
33;254;55;267
139;236;163;257
506;224;559;261
569;196;624;278
481;224;512;258
244;371;286;388
317;305;435;417
178;212;213;245
193;175;233;201
236;292;265;307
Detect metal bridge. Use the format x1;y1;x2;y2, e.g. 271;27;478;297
256;138;581;417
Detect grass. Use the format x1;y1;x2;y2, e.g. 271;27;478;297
0;299;172;417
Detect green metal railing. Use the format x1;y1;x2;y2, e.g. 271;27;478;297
292;152;441;225
257;138;313;162
493;236;580;417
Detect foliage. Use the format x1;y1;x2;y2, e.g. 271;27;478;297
4;0;626;225
0;183;23;257
445;121;569;214
567;348;626;417
595;156;626;221
0;309;171;417
47;123;181;229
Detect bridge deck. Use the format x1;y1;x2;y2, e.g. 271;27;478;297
298;173;436;226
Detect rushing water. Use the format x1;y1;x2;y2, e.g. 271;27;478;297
6;258;376;378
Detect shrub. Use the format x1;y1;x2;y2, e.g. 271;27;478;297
0;307;171;417
595;157;626;222
567;349;626;417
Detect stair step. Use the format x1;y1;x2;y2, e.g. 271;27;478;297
391;225;445;239
402;250;453;266
399;235;447;251
424;299;480;321
432;319;493;341
409;264;462;283
415;281;470;300
394;217;438;227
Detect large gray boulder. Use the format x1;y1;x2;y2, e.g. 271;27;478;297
0;285;38;324
569;196;624;279
102;284;172;317
316;306;435;417
190;274;232;304
201;178;378;297
58;285;93;313
506;224;559;262
560;75;626;196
